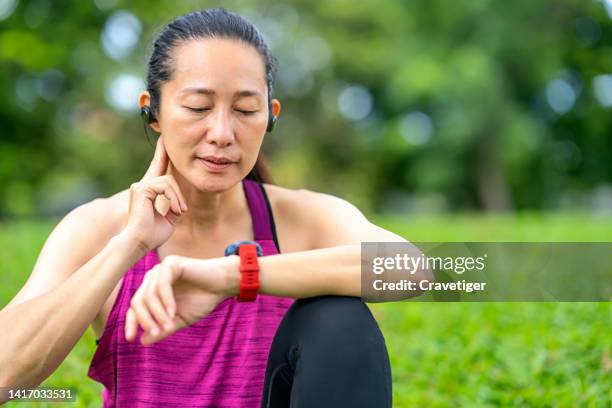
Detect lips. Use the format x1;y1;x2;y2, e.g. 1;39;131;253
201;155;234;164
197;155;236;172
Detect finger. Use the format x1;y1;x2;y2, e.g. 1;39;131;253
142;137;169;180
161;182;182;215
159;190;180;216
133;177;183;217
141;309;191;344
130;181;173;217
165;210;180;226
163;175;188;212
141;330;163;345
149;313;189;344
131;277;161;338
141;262;188;345
158;266;177;320
147;179;182;216
170;314;188;332
125;308;138;342
133;299;160;340
144;271;173;331
154;195;171;217
141;324;172;345
155;178;183;215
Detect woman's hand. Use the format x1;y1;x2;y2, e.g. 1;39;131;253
124;255;240;345
123;137;188;253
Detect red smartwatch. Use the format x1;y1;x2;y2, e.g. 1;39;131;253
224;241;262;302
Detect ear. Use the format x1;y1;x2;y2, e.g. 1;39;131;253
138;91;150;110
271;98;281;117
138;91;161;133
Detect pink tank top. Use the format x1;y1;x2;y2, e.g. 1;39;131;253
88;179;295;407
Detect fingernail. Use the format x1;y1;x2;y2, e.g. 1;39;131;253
151;327;159;336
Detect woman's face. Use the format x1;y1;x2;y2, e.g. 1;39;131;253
143;38;277;192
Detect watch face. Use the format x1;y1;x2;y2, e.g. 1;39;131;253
224;241;263;256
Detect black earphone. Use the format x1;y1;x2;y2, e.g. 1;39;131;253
266;104;278;133
140;104;278;133
140;105;154;126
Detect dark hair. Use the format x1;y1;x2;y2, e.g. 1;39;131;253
146;8;276;183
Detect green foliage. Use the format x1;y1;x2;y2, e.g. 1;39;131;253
1;215;610;407
1;1;612;217
371;302;612;407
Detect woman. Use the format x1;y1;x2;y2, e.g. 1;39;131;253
0;8;429;407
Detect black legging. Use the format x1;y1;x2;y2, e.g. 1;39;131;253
261;296;392;408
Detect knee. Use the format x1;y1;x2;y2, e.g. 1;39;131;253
283;296;390;385
266;297;392;408
288;296;384;351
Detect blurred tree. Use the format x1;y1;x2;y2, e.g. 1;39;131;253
0;0;610;217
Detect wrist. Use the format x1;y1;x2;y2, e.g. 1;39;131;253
221;255;241;298
115;228;149;258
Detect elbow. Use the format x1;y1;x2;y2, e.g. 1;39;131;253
0;356;15;388
0;366;14;405
0;354;46;392
0;364;9;388
0;366;23;390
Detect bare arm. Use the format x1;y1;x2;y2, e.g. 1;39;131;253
0;137;186;394
0;231;144;387
0;204;144;390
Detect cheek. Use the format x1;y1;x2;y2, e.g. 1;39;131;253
160;123;203;158
159;103;199;134
242;132;265;157
160;131;199;171
163;143;187;174
241;116;267;145
162;113;200;139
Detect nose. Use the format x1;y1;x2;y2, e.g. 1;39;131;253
205;107;235;147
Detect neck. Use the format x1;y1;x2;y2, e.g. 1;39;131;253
170;168;247;233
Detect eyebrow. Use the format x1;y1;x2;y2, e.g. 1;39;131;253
180;87;262;98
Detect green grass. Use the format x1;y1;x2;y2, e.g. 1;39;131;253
370;213;612;407
1;214;610;407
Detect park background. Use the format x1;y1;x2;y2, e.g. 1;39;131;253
0;0;610;406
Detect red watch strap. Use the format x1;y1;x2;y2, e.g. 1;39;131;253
237;244;260;302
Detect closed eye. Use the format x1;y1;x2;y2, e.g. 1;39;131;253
185;106;210;113
184;107;257;115
236;109;258;115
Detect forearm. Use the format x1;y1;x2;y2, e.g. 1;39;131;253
223;243;434;301
0;231;145;388
224;245;362;299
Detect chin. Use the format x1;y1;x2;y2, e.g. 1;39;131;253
189;172;242;193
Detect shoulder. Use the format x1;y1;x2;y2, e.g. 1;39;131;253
57;189;130;260
41;188;130;276
261;183;369;249
68;189;129;233
3;190;131;310
262;183;365;222
261;182;406;248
